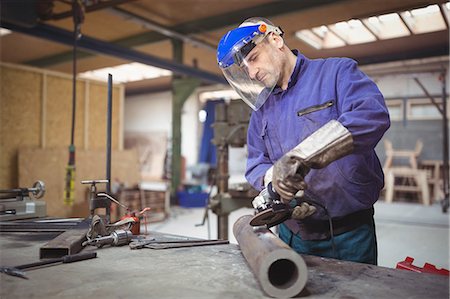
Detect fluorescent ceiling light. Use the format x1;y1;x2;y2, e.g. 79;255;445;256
295;2;449;49
79;62;172;83
0;28;12;36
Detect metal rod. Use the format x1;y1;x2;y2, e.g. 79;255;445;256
218;215;228;240
413;77;444;115
441;71;449;212
109;7;216;52
233;215;308;298
16;252;97;270
48;0;137;20
106;74;113;194
2;21;226;85
70;9;77;146
97;193;128;211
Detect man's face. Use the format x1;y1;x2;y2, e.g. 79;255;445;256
243;39;280;88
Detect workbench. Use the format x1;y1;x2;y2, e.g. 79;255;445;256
1;231;448;299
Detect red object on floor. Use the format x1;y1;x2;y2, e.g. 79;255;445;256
396;257;449;276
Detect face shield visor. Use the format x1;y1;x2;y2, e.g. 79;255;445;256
217;23;283;111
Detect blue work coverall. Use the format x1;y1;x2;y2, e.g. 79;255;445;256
245;51;390;264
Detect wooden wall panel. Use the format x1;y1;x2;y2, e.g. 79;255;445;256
0;63;124;194
19;148;141;218
45;77;86;149
0;66;42;188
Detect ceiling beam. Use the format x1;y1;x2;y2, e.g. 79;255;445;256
25;0;344;67
45;0;138;20
1;21;227;85
357;44;449;65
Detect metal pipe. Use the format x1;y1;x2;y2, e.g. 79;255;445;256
441;71;449;212
233;215;308;298
218;215;228;240
46;0;138;20
106;74;113;194
109;7;216;52
2;21;227;85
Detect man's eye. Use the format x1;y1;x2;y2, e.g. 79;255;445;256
248;54;257;62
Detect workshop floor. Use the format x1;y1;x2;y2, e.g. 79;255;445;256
150;201;450;270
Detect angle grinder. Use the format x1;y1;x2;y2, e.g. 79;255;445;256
249;187;293;228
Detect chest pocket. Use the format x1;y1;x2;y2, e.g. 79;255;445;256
260;119;282;162
296;100;337;136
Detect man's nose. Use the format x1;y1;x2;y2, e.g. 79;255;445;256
247;64;258;80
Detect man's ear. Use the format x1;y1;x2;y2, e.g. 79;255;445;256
269;33;284;49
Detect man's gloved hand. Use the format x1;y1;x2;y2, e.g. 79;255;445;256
272;154;310;203
291;202;316;220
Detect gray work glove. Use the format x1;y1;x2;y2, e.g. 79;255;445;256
272;154;310;203
291;202;316;220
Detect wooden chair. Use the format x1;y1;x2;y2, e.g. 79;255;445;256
383;139;430;205
383;139;423;169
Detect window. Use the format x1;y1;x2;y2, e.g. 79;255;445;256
407;98;448;120
386;99;404;121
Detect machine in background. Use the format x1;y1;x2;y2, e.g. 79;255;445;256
209;100;257;240
0;181;47;221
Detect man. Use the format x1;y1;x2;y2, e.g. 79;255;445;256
217;17;390;265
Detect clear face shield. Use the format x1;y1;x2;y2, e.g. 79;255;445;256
217;23;283;111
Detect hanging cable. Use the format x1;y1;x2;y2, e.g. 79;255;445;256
64;0;85;206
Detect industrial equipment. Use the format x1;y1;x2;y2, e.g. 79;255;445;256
249;188;292;227
82;179;111;222
0;181;47;221
208;100;257;239
82;229;133;247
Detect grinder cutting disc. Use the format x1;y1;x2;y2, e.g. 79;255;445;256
249;208;291;227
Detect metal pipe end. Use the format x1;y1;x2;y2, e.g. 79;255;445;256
260;249;308;298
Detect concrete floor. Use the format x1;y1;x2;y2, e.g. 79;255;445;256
150;201;450;270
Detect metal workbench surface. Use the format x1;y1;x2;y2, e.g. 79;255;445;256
1;231;448;299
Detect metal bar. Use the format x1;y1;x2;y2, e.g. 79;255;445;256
361;20;380;41
357;42;449;66
233;215;308;298
413;77;445;115
218;215;228;240
398;13;414;35
144;240;229;250
441;71;449;212
25;0;344;67
327;26;348;46
1;21;227;85
0;222;81;232
16;252;97;270
47;0;137;20
439;4;450;30
109;7;216;52
106;74;113;194
40;226;89;259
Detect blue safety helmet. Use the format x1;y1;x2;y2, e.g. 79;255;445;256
217;25;263;68
216;20;283;111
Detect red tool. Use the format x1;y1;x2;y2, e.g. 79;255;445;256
120;212;140;235
396;257;449;276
